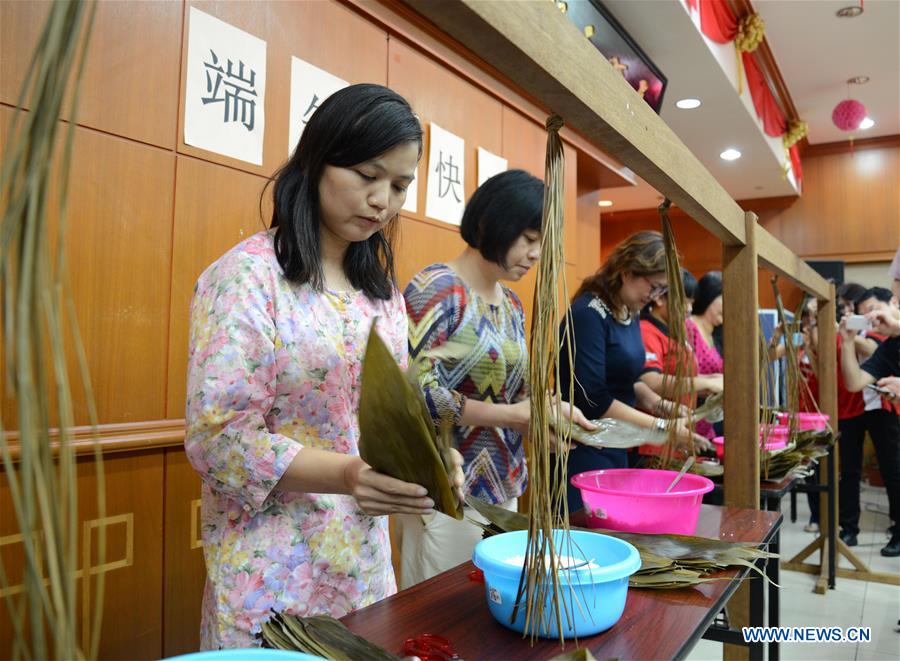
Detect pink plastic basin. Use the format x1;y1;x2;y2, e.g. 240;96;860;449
570;468;714;535
776;412;829;431
713;425;788;461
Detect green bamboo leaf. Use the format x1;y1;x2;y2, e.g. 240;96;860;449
358;322;463;519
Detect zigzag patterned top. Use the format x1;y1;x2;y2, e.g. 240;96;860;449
404;263;528;504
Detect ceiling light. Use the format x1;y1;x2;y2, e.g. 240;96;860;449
847;75;870;85
597;200;613;207
676;98;702;109
720;149;742;161
836;5;864;18
859;117;875;130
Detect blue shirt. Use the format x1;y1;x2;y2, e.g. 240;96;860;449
559;293;646;417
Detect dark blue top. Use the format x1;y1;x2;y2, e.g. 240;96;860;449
559;292;646;417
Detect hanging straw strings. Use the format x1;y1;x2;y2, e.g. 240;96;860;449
0;1;103;659
513;114;576;644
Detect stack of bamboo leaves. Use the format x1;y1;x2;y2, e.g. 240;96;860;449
467;497;775;590
260;613;398;659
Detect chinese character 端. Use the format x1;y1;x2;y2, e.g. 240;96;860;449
202;49;258;131
434;151;462;202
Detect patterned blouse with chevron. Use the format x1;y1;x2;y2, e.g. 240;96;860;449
404;263;529;505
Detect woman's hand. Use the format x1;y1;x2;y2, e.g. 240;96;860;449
876;376;900;404
838;316;858;343
343;457;436;516
445;448;466;505
552;400;598;431
674;419;712;452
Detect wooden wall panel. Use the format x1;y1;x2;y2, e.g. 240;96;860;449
165;157;271;418
163;449;206;657
388;38;503;216
499;107;579;266
759;146;899;262
1;451;165;660
0;109;174;427
0;0;182;149
601;214;723;278
176;0;389;176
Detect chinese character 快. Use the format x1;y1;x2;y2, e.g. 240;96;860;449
202;49;258;132
434;151;462;202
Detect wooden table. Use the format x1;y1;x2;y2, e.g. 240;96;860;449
343;505;782;660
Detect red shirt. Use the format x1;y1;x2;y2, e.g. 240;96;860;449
802;337;865;420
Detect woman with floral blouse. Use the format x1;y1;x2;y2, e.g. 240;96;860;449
185;84;463;648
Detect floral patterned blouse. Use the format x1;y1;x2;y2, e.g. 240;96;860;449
185;231;407;649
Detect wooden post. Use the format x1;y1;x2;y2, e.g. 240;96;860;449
816;287;838;593
721;212;760;661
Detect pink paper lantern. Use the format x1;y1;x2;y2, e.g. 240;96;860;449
832;99;867;131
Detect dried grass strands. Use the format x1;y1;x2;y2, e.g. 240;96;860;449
656;200;694;468
1;2;102;659
770;277;800;438
758;320;774;479
513;114;574;643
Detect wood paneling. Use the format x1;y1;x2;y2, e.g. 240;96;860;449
0;108;174;427
176;0;389;176
1;451;165;660
601;213;723;278
388;38;503;218
760;146;900;261
165;156;271;418
163;449;206;657
0;0;182;149
499;106;579;265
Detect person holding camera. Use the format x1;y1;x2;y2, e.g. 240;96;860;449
839;291;900;557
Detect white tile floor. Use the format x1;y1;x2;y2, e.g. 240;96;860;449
687;481;900;661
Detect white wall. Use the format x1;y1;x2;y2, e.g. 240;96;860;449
844;261;893;289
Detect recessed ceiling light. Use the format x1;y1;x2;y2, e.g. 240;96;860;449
676;98;702;109
720;149;742;161
597;200;614;207
836;5;864;18
859;117;875;130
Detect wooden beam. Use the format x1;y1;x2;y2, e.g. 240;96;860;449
803;134;900;158
721;212;760;660
402;0;747;246
722;212;761;509
756;226;831;300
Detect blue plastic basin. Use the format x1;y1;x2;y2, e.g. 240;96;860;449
472;529;641;639
165;649;322;660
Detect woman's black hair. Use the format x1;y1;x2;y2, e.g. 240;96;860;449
681;268;698;300
693;271;723;317
459;169;544;266
268;83;422;300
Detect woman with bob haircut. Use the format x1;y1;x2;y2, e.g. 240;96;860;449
687;271;725;438
558;231;710;512
184;84;464;648
398;169;594;588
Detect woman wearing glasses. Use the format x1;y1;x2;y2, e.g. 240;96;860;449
557;231;709;512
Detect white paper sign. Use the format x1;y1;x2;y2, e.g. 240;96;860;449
425;123;466;225
401;164;419;213
184;8;267;165
288;57;348;156
477;147;508;186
